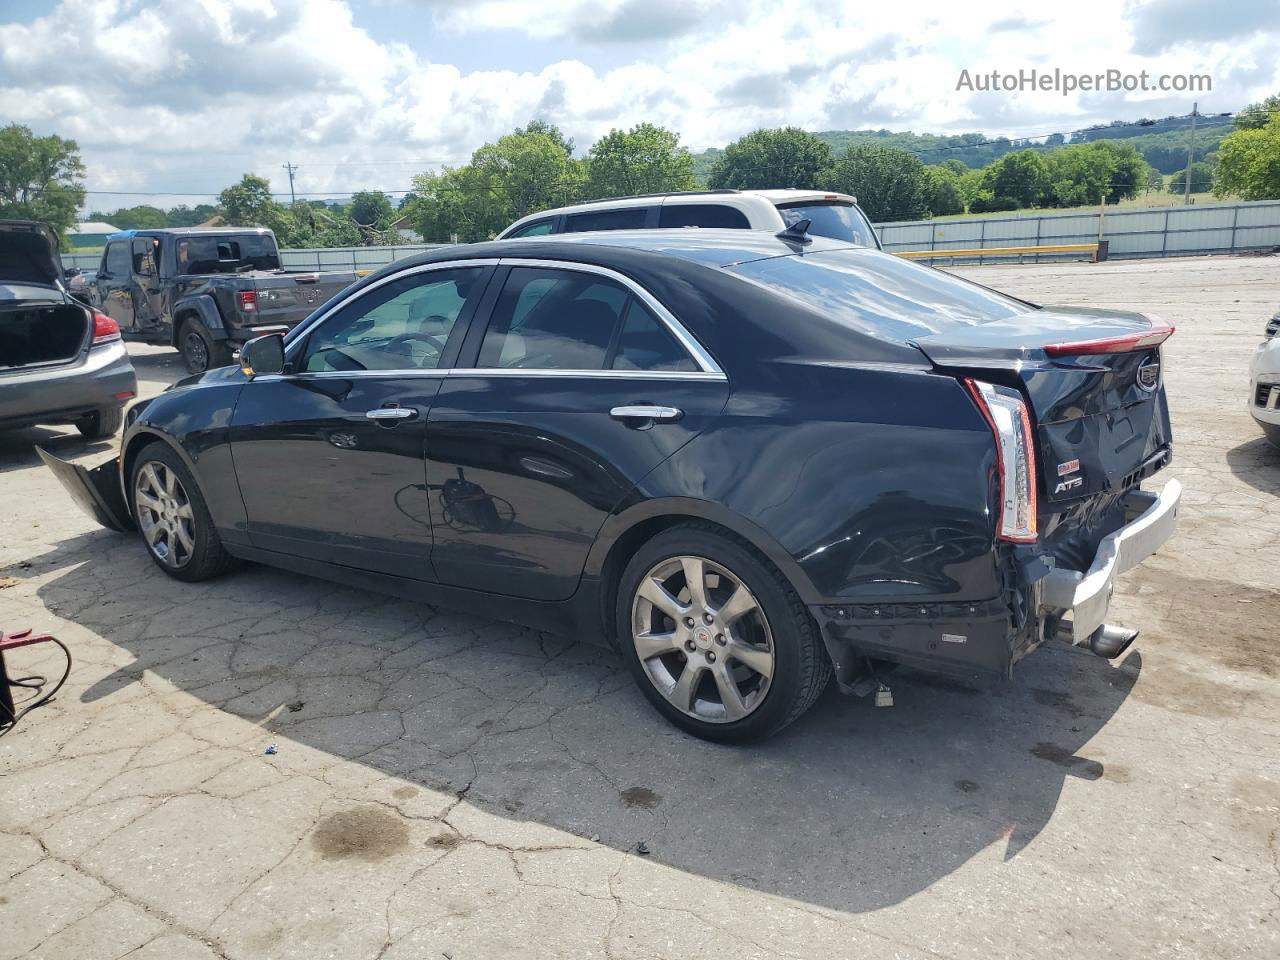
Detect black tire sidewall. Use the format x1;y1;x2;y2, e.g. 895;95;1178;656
129;442;227;582
615;528;811;743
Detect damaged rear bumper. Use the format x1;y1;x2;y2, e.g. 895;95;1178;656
1040;478;1181;645
35;447;132;533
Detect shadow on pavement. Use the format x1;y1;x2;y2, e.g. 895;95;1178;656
29;529;1138;915
1225;435;1280;496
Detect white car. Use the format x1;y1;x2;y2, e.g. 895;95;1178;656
1250;311;1280;448
497;189;880;248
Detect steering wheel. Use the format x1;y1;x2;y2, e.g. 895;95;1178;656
386;331;448;357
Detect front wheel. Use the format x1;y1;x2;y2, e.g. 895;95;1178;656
179;318;233;374
130;443;238;582
616;525;830;743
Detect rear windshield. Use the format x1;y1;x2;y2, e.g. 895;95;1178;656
176;234;279;275
728;248;1028;341
776;202;878;248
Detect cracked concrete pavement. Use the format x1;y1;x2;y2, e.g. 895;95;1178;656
1;255;1278;959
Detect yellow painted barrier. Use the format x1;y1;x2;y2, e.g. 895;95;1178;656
896;242;1103;261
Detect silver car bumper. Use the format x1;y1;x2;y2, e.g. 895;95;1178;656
1040;479;1182;643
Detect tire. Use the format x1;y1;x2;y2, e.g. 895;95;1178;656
130;442;238;582
75;406;124;439
178;317;233;375
616;523;831;743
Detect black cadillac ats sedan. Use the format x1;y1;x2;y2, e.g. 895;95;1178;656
42;229;1181;742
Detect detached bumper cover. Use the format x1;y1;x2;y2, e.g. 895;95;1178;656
35;447;132;533
1041;479;1181;642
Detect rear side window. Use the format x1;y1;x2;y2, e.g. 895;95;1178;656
777;203;878;247
563;208;649;233
729;248;1026;341
176;234;280;274
658;204;750;229
612;301;696;371
479;267;627;369
508;219;557;238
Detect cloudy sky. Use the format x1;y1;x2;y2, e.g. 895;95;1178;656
1;0;1277;211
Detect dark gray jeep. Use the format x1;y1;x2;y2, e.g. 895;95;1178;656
91;228;357;373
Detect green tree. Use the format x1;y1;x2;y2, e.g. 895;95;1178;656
0;124;86;242
1044;144;1118;207
218;174;277;225
405;164;511;243
1089;140;1147;201
821;145;926;221
1235;94;1280;130
1169;162;1213;194
470;126;582;221
514;120;575;157
348;190;394;230
1214;114;1280;200
982;150;1050;208
921;165;964;216
166;203;218;227
584;123;696;199
1145;166;1166;193
939;158;970;177
707;127;832;190
98;204;167;230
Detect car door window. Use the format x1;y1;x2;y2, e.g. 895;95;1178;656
508;219;556;238
658;204;751;229
563;208;649;233
610;300;697;372
299;268;483;373
477;267;630;370
104;241;129;277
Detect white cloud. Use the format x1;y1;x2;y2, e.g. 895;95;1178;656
0;0;1276;209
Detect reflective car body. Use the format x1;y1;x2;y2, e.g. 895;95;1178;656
43;230;1178;693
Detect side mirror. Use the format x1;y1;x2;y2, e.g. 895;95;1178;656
240;334;285;378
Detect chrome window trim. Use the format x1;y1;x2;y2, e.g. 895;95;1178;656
252;368;724;383
283;258;501;358
496;257;723;375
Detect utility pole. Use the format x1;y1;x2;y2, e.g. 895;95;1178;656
1183;104;1197;205
282;162;299;208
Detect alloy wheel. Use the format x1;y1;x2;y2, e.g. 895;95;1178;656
630;555;775;723
135;462;196;569
183;331;208;373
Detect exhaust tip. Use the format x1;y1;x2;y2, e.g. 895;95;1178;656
1088;624;1138;659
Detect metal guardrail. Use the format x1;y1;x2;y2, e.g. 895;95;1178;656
896;242;1103;263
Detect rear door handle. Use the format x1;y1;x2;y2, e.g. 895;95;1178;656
365;407;417;421
610;405;683;422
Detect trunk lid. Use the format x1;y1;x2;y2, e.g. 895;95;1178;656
912;306;1174;507
0;220;64;288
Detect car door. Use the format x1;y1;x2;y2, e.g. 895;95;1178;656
96;239;136;332
426;260;729;601
129;237;165;335
229;262;494;578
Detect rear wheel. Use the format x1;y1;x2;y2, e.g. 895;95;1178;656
616;524;830;742
75;407;123;439
178;317;232;374
130;443;237;582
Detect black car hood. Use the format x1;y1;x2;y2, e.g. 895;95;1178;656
0;220;64;287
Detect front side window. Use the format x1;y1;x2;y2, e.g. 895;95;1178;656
299;267;482;372
131;238;158;276
509;219;556;238
777;202;878;248
563;208;648;233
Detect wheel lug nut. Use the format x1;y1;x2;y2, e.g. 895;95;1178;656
706;651;717;663
703;613;714;625
683;617;695;628
685;640;696;653
715;634;726;645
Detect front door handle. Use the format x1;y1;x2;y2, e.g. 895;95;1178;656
610;405;683;422
365;407;417;421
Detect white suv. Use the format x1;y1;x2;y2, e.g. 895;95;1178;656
497;189;880;248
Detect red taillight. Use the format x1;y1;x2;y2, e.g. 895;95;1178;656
965;378;1038;543
91;311;120;345
1044;315;1174;357
238;291;258;312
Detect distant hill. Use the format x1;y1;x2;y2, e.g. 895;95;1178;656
690;114;1234;180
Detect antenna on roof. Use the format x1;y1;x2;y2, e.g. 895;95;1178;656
776;218;812;245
